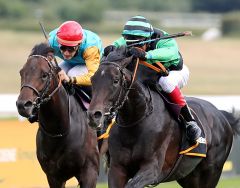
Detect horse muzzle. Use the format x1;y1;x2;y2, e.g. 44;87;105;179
87;110;105;130
16;99;38;122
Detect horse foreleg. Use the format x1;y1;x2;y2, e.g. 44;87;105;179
108;164;128;188
125;162;161;188
47;176;66;188
100;139;108;156
78;163;99;188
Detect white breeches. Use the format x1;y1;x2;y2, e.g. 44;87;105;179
59;61;88;77
158;64;190;93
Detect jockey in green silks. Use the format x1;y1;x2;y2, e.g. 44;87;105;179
103;15;201;144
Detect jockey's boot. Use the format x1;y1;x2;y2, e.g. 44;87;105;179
168;87;201;143
180;104;201;143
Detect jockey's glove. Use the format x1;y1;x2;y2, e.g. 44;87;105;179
103;45;116;57
129;47;147;60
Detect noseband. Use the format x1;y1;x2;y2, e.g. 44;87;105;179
21;55;62;109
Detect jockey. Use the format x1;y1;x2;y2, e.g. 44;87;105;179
48;20;103;86
104;15;201;144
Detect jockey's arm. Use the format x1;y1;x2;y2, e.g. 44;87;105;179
113;37;126;47
75;46;100;86
145;39;179;63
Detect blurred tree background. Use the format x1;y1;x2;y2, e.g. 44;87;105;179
0;0;240;35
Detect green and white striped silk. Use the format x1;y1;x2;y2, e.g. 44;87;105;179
122;15;154;38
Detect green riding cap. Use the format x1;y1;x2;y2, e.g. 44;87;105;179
122;16;154;38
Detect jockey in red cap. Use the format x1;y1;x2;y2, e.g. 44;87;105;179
57;21;83;46
49;20;103;86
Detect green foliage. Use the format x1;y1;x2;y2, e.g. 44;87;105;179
1;0;240;24
0;0;28;18
107;0;192;12
222;12;240;36
139;0;192;12
1;0;240;34
56;0;106;23
192;0;240;13
0;0;107;31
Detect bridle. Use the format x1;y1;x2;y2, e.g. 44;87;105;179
99;57;153;127
21;55;62;110
99;57;141;116
20;55;71;138
99;62;132;115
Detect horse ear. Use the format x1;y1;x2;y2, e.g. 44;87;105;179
120;55;133;69
116;46;133;68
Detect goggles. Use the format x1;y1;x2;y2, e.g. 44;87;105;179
59;45;79;53
123;35;146;47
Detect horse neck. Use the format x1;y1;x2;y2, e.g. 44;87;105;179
118;81;151;126
39;86;70;132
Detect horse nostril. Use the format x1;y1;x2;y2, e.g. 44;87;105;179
94;111;102;119
16;100;34;117
24;101;33;108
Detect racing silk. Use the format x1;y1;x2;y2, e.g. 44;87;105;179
113;28;182;71
49;28;103;85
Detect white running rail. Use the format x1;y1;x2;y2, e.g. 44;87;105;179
0;94;240;118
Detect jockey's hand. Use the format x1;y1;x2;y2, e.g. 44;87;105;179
58;70;70;83
47;53;54;62
129;47;146;60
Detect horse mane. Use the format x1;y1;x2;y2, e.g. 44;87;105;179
29;42;54;57
104;46;131;62
104;45;159;84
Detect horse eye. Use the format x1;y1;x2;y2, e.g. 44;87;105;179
42;72;49;80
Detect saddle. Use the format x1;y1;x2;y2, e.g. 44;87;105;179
146;81;207;158
64;83;91;110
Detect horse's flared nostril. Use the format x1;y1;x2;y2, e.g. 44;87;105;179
87;110;103;121
16;100;34;117
16;100;33;109
93;111;102;119
24;101;33;108
87;110;104;129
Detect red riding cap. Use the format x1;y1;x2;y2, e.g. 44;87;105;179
57;21;83;46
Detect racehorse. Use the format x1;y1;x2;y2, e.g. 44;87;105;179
16;43;99;188
87;46;240;188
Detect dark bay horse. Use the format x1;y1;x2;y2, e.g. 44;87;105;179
87;46;240;188
16;43;99;188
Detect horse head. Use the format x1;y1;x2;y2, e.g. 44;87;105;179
88;46;134;129
16;43;61;123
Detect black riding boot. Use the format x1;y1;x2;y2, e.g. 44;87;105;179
180;105;201;143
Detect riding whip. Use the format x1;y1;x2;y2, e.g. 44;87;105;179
127;31;192;48
39;21;61;72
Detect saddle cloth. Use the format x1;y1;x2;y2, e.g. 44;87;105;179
147;82;207;158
